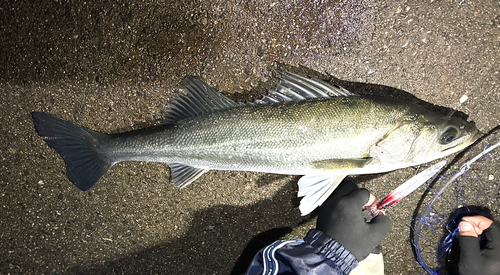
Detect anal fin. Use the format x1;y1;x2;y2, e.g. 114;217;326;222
169;163;208;188
297;174;347;216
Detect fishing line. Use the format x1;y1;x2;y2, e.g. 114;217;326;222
411;138;500;274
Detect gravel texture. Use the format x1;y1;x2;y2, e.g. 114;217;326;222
1;0;499;274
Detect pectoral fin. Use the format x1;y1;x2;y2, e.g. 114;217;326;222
297;174;347;216
312;157;373;171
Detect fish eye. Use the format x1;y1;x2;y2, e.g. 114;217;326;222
439;126;459;144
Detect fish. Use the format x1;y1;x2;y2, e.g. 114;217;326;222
31;72;481;215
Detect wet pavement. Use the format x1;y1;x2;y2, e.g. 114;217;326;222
1;0;500;274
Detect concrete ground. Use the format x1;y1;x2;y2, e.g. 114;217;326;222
1;0;499;274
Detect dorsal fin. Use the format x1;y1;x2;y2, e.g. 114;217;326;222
165;76;238;124
256;72;355;104
280;72;356;98
254;90;294;104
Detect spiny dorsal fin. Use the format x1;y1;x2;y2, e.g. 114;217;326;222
281;72;355;97
256;72;356;104
165;76;238;124
254;90;294;104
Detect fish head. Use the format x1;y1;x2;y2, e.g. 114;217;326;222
373;109;480;168
404;113;481;165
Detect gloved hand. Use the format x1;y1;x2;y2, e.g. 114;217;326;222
316;180;392;261
458;216;500;275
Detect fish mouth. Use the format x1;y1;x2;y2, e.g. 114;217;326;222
441;129;483;153
470;130;483;143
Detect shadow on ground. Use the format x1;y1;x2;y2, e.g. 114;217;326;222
65;178;303;275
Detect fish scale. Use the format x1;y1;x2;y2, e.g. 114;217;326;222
167;99;389;170
32;72;480;215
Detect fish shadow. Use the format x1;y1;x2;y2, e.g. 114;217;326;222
64;180;305;275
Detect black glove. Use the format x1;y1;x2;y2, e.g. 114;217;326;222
458;221;500;275
316;181;392;261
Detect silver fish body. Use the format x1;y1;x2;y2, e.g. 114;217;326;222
32;73;480;214
105;96;465;175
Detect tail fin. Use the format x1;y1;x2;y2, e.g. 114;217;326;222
31;112;114;191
